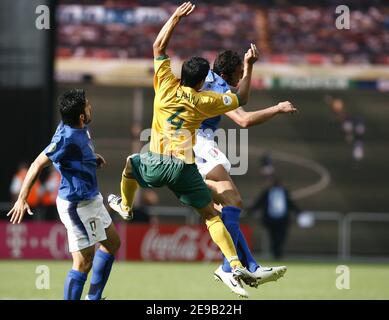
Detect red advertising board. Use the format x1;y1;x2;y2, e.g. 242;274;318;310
0;222;70;259
125;224;253;262
0;222;253;262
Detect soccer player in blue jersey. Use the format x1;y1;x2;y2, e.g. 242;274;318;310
7;89;121;300
194;49;297;296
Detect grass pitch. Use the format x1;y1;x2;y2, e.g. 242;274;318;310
0;260;388;300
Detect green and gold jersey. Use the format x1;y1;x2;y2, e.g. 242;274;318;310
150;56;240;163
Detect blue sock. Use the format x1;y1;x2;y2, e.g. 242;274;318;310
64;269;87;300
238;230;260;272
221;206;241;273
87;249;115;300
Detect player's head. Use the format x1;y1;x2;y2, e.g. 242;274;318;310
58;89;92;127
180;57;210;90
213;50;243;87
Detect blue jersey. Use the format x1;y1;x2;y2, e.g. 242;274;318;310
200;70;230;132
44;122;99;202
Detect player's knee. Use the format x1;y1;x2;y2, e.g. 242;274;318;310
84;260;93;273
203;211;218;221
124;156;133;175
232;195;243;209
197;203;219;221
73;257;93;273
104;232;121;255
227;193;243;208
219;191;243;208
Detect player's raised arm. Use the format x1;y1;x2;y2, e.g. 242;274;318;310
235;43;259;106
153;2;195;58
226;101;298;128
7;152;52;224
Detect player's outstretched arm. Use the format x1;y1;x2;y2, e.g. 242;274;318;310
236;43;259;106
7;152;52;224
153;2;195;58
226;101;298;128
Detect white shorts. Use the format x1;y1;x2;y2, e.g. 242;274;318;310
56;193;112;252
193;133;231;180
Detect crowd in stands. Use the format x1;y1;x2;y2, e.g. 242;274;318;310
57;2;257;62
56;1;389;64
267;6;389;64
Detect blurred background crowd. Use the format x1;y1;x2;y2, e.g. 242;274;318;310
57;0;389;64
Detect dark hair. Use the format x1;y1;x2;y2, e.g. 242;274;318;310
180;57;210;88
58;89;86;126
213;50;242;80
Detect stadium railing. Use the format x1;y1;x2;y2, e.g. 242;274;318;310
148;206;197;225
341;212;389;260
147;208;389;260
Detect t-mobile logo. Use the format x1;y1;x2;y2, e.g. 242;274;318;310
6;224;27;258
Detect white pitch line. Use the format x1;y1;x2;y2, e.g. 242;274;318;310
250;146;331;200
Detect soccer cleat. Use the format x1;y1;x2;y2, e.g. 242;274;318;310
108;194;133;220
249;266;288;288
214;265;248;298
231;265;257;288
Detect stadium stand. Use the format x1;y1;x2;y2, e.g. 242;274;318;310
57;1;389;64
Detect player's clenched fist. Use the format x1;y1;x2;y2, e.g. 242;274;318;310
277;101;298;114
244;43;259;65
174;2;196;19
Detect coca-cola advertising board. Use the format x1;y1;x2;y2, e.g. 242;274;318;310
126;224;253;262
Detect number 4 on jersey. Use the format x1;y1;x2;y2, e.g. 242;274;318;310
167;108;185;130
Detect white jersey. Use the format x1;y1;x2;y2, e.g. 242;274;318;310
194;70;232;179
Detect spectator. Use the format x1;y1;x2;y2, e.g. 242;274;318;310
327;96;366;162
249;177;301;260
259;153;275;179
351;116;366;163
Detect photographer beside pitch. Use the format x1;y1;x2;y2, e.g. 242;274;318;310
7;89;121;300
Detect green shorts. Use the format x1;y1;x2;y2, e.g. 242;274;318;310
130;152;212;209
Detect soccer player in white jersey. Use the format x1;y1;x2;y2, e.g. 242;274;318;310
194;50;297;295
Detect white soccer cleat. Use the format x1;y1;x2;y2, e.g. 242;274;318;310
214;265;249;298
231;265;257;288
108;194;133;221
250;266;287;288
